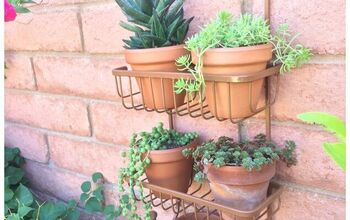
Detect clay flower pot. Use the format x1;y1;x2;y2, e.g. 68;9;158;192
145;138;198;198
124;45;188;110
192;43;273;119
206;163;276;220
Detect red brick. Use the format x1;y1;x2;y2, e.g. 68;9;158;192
33;56;125;100
275;187;345;220
5;91;90;136
184;0;241;37
48;135;126;183
90;102;168;145
271;64;345;121
245;121;345;193
5;54;36;90
24;160;89;202
81;4;131;53
5;124;48;163
5;12;82;52
252;0;345;55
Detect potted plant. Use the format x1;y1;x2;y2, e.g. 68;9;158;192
175;11;312;119
115;0;194;110
118;122;198;220
183;134;297;219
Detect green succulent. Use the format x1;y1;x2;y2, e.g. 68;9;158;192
183;134;297;182
115;0;194;49
117;122;198;220
175;11;312;93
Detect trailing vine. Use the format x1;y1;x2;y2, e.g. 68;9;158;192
117;122;198;220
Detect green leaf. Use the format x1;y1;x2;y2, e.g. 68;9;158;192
38;202;67;219
66;209;80;220
15;6;30;13
81;181;91;193
92;186;103;201
298;112;345;141
5;187;14;202
14;184;33;206
18;206;34;218
80;193;89;203
92;172;103;183
6;166;24;185
103;204;115;215
6;213;20;220
84;197;103;212
323;142;345;171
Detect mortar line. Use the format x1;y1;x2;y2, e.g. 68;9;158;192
272;178;345;200
5;50;125;58
43;133;51;164
29;57;39;90
5;120;126;149
86;102;94;137
76;10;86;52
5;87;332;132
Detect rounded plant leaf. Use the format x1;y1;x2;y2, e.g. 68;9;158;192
66;209;80;220
18;206;34;218
84;197;103;213
81;181;91;193
5;187;14;202
80;193;89;203
92;172;103;183
14;184;33;206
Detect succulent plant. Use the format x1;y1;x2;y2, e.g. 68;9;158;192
115;0;194;49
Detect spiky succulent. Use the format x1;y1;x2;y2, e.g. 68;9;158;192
115;0;194;49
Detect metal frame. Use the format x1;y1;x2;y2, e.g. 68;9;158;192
135;179;282;220
113;64;280;140
111;1;284;219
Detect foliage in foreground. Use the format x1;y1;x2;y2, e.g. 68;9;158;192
183;134;297;182
5;147;79;220
175;11;312;93
298;112;346;170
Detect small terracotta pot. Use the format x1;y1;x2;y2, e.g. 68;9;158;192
145;138;198;198
191;43;273;119
124;45;188;110
206;163;276;220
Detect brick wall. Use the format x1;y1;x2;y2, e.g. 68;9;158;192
5;0;345;219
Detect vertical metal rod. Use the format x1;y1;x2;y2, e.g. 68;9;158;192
265;77;271;141
168;113;174;130
264;0;270;23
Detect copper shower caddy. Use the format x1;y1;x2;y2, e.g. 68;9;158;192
112;0;283;219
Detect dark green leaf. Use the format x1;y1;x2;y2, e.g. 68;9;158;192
39;202;66;219
92;172;104;183
5;187;14;202
6;213;20;220
18;206;33;218
103;204;115;215
66;209;80;220
81;181;91;193
84;197;103;212
6;166;25;185
14;184;33;206
80;193;89;203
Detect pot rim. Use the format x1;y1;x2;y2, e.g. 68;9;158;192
192;43;273;54
149;138;198;155
125;44;185;54
206;162;275;171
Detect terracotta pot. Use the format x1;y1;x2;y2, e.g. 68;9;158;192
145;138;198;198
206;163;276;220
192;43;273;119
124;45;187;110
